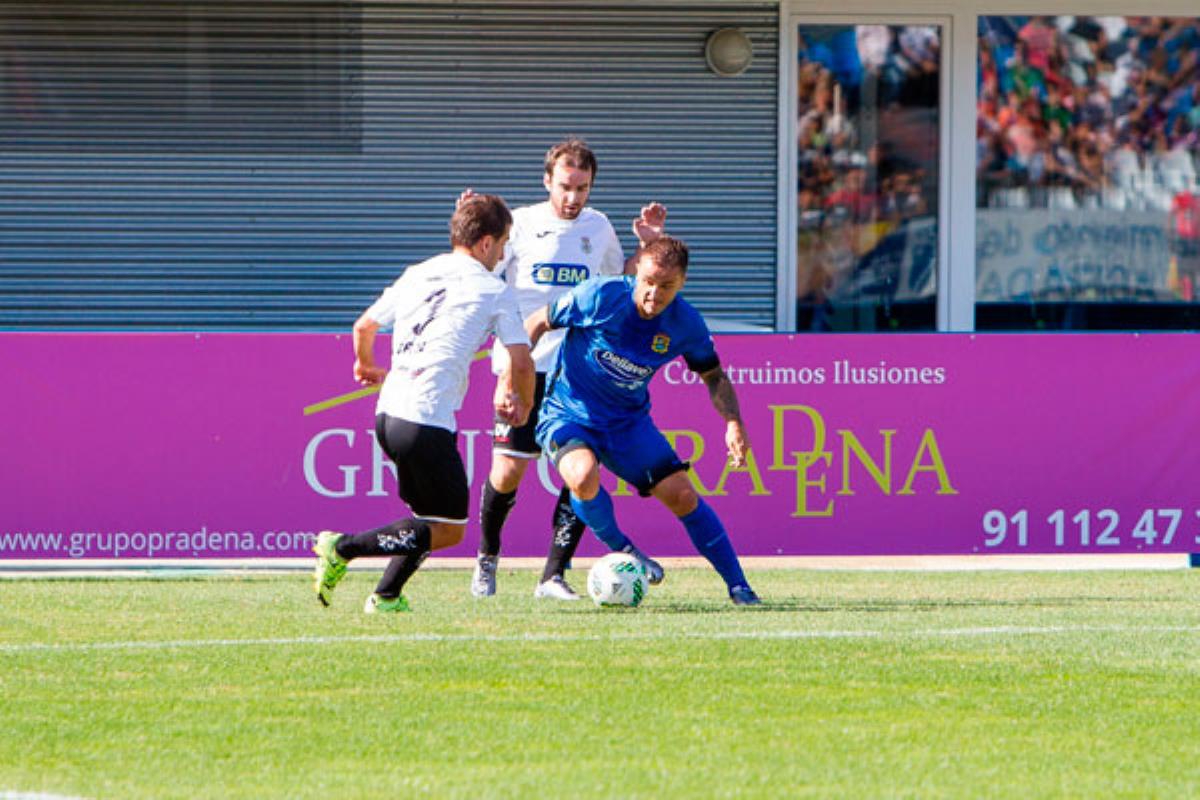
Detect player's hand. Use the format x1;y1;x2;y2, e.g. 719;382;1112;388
456;188;477;210
493;375;515;414
513;399;532;428
725;420;749;468
354;360;387;386
494;392;529;427
632;202;667;246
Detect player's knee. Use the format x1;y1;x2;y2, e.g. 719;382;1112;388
429;522;465;550
560;464;600;499
659;478;699;516
557;450;599;497
488;454;528;492
568;473;601;500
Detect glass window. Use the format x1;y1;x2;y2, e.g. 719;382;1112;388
976;15;1200;330
794;23;941;332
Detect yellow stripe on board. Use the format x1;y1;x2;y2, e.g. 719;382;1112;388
303;386;379;416
302;348;492;416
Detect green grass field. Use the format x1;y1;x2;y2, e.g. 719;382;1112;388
2;567;1199;799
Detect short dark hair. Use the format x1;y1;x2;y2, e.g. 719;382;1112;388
544;137;598;179
449;194;512;248
640;236;690;274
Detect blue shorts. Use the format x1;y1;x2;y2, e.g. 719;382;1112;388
535;411;688;497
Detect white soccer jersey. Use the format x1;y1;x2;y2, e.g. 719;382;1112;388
490;201;625;373
366;251;529;432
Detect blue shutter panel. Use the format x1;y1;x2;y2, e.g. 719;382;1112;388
0;2;777;330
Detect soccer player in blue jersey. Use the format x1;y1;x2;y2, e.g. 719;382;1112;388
461;139;668;601
525;236;761;605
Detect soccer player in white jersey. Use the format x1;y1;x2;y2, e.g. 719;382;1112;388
467;138;668;600
311;194;535;613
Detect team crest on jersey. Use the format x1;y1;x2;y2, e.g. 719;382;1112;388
651;333;671;353
532;262;590;286
581;236;593;254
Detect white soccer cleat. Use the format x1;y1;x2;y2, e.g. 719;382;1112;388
471;554;498;597
533;575;581;601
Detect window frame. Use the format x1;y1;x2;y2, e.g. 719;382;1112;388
778;0;1200;332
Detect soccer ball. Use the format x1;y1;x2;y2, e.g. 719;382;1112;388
587;552;649;608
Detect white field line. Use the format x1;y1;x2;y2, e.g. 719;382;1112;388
3;624;1199;655
0;553;1190;576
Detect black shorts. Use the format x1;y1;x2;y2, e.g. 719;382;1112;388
374;414;469;523
492;372;547;458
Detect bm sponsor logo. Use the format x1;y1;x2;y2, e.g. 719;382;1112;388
532;262;590;286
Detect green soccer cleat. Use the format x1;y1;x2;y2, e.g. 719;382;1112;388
312;531;348;607
363;593;411;614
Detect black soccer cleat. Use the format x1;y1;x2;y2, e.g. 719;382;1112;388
729;586;762;606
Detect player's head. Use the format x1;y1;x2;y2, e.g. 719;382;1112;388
450;193;512;269
633;236;689;319
543;138;597;221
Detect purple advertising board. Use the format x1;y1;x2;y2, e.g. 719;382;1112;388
3;332;1199;559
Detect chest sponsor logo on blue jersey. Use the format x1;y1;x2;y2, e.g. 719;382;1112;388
532;262;590;286
594;349;654;390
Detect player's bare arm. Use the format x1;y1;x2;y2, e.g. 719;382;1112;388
624;202;668;274
351;312;388;386
524;305;553;347
496;343;536;426
700;365;749;467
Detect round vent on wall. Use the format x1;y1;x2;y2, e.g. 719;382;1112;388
705;27;754;77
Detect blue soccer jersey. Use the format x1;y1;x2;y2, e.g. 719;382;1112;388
540;275;719;429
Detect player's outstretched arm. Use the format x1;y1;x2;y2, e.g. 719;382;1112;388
351;312;388;386
700;365;749;468
497;344;536;426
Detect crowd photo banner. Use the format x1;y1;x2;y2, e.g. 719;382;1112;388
3;332;1199;559
975;209;1173;302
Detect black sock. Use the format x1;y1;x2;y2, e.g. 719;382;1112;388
542;485;586;582
479;481;517;557
335;519;431;559
374;551;430;599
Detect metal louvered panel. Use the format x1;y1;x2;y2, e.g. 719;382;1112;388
0;1;778;331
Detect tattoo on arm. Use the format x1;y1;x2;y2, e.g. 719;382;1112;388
701;367;741;422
